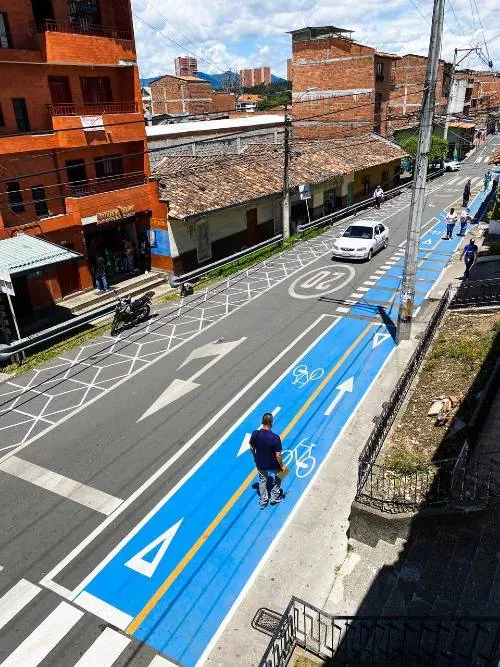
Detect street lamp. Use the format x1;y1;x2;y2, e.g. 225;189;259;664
282;87;318;239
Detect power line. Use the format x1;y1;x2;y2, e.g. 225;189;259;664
447;0;466;35
471;0;492;66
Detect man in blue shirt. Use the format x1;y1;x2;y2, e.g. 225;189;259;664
250;413;288;509
461;238;478;280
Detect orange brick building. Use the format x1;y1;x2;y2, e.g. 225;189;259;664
150;75;214;117
290;26;376;140
0;0;169;311
240;67;271;88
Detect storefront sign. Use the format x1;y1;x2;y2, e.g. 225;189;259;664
96;205;135;225
299;184;312;200
0;268;14;296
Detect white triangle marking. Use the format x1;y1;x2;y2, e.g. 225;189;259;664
237;433;252;457
138;379;200;422
372;332;392;349
125;519;183;578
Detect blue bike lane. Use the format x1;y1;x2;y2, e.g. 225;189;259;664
71;187;490;666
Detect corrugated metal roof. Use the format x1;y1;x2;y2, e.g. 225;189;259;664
0;234;81;276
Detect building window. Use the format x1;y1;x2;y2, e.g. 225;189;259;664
6;182;25;213
12;98;30;132
48;76;73;105
196;220;211;263
94;155;123;179
31;185;49;218
0;103;4;127
69;0;101;26
375;93;382;114
80;76;112;105
376;62;384;80
0;13;12;48
362;175;371;195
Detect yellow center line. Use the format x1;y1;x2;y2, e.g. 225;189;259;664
127;318;377;635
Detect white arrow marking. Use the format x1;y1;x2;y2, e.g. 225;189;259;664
138;338;246;421
324;377;354;416
422;239;433;245
125;518;183;577
138;379;200;422
237;406;282;456
372;332;392;349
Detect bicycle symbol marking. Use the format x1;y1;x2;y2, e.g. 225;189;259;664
292;364;324;388
282;438;317;478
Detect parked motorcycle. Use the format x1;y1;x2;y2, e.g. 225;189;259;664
110;290;154;336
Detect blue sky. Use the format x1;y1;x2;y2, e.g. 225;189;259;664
131;0;499;79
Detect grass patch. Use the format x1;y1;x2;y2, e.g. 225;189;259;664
427;323;499;365
1;321;110;377
384;446;431;475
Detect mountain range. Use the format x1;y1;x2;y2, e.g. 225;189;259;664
140;71;287;89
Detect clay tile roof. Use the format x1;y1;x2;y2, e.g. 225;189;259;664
154;134;406;219
448;121;476;129
489;147;500;164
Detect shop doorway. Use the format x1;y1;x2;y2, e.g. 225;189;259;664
246;208;258;246
84;219;140;286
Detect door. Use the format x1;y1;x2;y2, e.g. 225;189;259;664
48;76;72;105
66;160;87;194
30;0;54;23
57;260;81;297
246;208;258;246
80;77;112;105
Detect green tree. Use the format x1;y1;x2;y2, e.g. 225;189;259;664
399;135;449;165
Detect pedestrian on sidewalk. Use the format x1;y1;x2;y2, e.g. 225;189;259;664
458;208;470;236
462;178;471;207
249;412;289;510
94;254;109;292
484;170;492;190
373;185;384;209
445;208;458;239
461;238;478;280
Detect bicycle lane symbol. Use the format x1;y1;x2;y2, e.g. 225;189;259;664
292;364;324;388
282;438;317;478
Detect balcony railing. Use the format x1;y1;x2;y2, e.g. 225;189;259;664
66;172;147;198
30;19;132;41
47;102;139;116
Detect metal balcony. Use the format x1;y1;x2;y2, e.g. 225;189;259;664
66;172;147;198
47;102;139;116
30;19;132;41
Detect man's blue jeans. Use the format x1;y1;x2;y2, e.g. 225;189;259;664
96;274;108;291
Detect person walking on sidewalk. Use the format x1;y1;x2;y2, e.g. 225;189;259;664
461;238;478;280
445;208;458;239
373;185;384;209
94;254;109;292
462;178;471;207
458;208;470;236
249;412;289;510
484;170;492;191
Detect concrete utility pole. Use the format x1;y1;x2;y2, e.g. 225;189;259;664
396;0;446;343
282;101;292;239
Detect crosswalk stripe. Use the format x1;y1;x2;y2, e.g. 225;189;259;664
447;176;459;185
0;580;41;632
2;601;83;667
73;627;130;667
148;656;180;667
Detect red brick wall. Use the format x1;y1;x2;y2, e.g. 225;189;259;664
210;92;236;113
292;36;375;139
150;75;213;116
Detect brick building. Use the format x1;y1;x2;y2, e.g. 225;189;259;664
290;26;376;140
174;56;198;78
149;74;213;117
0;0;169;315
287;58;293;83
240;67;271;88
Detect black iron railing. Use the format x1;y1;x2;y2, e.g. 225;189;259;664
357;287;452;493
450;277;500;309
30;19;133;41
66;172;147;198
259;597;500;667
47;102;139;116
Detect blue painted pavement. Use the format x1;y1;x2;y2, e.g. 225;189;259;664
73;186;491;666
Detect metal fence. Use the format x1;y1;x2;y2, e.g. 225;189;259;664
357;286;453;493
259;597;500;667
450;277;500;310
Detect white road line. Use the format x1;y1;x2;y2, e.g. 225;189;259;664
385;261;397;265
447;176;459;185
0;457;122;516
369;275;380;280
1;601;83;667
357;287;370;292
73;592;132;631
350;293;363;298
149;656;180;667
0;580;41;631
336;307;350;313
475;156;483;163
73;627;130;666
374;270;385;275
380;265;391;269
363;281;376;286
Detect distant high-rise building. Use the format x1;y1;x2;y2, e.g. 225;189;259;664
240;67;271;88
175;56;198;78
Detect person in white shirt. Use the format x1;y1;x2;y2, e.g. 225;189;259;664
373;185;384;209
445;208;458;239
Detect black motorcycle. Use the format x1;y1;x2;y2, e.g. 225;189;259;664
110;290;154;336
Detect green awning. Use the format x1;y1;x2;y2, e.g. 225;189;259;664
0;234;81;277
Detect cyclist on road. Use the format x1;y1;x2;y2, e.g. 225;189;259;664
249;412;289;510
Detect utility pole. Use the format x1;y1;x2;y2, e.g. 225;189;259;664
396;0;446;343
282;101;291;239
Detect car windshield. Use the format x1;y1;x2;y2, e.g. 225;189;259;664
343;225;373;239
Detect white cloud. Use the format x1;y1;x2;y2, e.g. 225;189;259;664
132;0;500;78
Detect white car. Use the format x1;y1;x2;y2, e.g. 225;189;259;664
443;160;461;171
332;220;389;261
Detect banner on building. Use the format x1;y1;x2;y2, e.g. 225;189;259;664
80;116;105;131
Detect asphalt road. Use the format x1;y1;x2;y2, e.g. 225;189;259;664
0;137;497;667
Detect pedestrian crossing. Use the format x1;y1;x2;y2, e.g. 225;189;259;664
0;572;172;667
